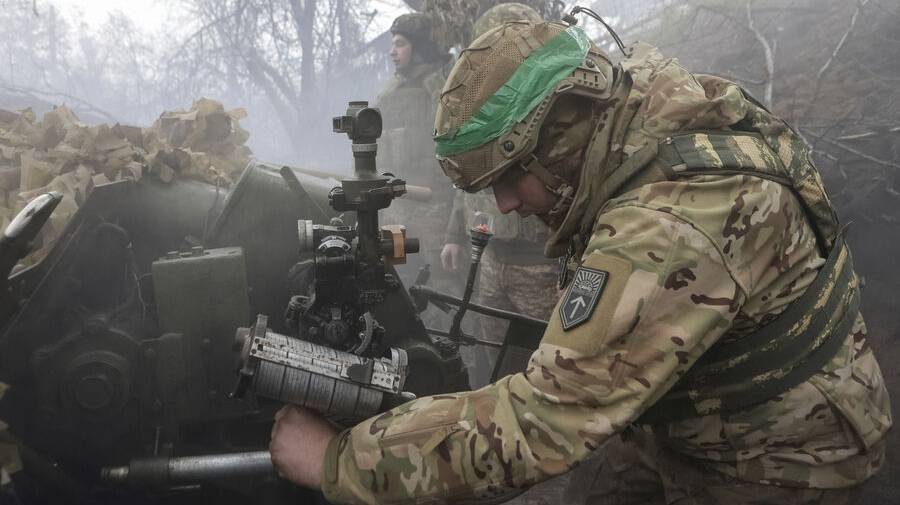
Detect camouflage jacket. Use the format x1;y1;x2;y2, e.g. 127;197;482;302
377;61;450;193
377;61;457;255
321;44;891;505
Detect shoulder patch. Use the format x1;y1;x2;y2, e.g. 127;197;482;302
560;267;608;330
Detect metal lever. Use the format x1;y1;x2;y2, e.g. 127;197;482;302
447;213;494;341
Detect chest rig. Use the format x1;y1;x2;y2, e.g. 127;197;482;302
562;124;857;422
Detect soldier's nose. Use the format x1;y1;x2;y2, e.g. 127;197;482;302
493;182;520;214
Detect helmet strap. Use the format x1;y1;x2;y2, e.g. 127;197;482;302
520;154;575;216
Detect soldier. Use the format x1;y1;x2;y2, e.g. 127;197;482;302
270;19;892;505
377;12;449;189
441;3;556;389
377;13;459;305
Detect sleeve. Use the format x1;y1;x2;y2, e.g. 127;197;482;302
442;190;468;245
321;205;746;505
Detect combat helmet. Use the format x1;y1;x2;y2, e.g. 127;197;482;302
433;21;615;207
474;3;542;38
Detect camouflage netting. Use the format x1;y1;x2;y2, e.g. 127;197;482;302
0;98;252;266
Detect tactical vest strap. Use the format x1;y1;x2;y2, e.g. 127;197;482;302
657;132;794;186
638;132;858;423
641;237;858;422
659;132;831;255
520;154;576;217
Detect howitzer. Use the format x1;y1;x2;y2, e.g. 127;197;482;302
94;100;550;489
230;101;428;414
0;101;467;503
98;100;551;492
93;102;467;490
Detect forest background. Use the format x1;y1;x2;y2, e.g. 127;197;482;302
1;0;897;503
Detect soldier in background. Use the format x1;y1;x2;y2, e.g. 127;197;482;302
440;2;555;389
377;12;450;190
377;13;461;317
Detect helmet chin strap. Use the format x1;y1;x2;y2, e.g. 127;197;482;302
519;153;575;218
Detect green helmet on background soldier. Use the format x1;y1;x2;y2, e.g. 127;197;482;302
474;2;542;37
433;21;615;215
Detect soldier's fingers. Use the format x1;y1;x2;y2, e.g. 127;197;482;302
270;414;283;439
268;440;286;478
441;246;456;271
274;404;291;422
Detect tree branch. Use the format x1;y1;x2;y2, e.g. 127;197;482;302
288;0;318;110
746;0;775;106
838;126;900;141
801;128;900;169
0;81;118;122
817;0;869;80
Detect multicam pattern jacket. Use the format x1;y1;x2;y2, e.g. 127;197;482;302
321;43;891;505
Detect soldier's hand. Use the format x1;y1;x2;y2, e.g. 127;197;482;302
441;243;465;272
269;405;337;489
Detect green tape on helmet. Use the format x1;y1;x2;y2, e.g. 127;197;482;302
435;26;591;157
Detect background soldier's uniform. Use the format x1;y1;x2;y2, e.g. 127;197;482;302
443;2;556;390
445;190;557;387
320;25;891;505
377;61;447;193
377;15;460;311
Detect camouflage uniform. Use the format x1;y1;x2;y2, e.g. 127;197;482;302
469;246;557;386
377;14;459;306
446;176;557;389
444;2;556;389
563;427;862;505
320;23;891;505
473;2;544;36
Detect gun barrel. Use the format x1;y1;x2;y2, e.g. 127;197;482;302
101;451;274;488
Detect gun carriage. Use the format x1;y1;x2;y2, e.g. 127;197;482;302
0;102;544;504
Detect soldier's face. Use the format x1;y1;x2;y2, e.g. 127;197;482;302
492;169;558;218
390;34;413;70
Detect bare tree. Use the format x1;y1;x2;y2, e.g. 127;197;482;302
163;0;381;163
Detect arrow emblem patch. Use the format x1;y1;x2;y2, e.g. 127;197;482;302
559;267;608;330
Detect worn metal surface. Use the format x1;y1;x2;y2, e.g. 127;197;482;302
102;451;274;487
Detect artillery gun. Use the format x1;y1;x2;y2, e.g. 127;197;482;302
0;101;469;504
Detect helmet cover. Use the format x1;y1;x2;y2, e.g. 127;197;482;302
433;21;612;192
474;3;542;38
